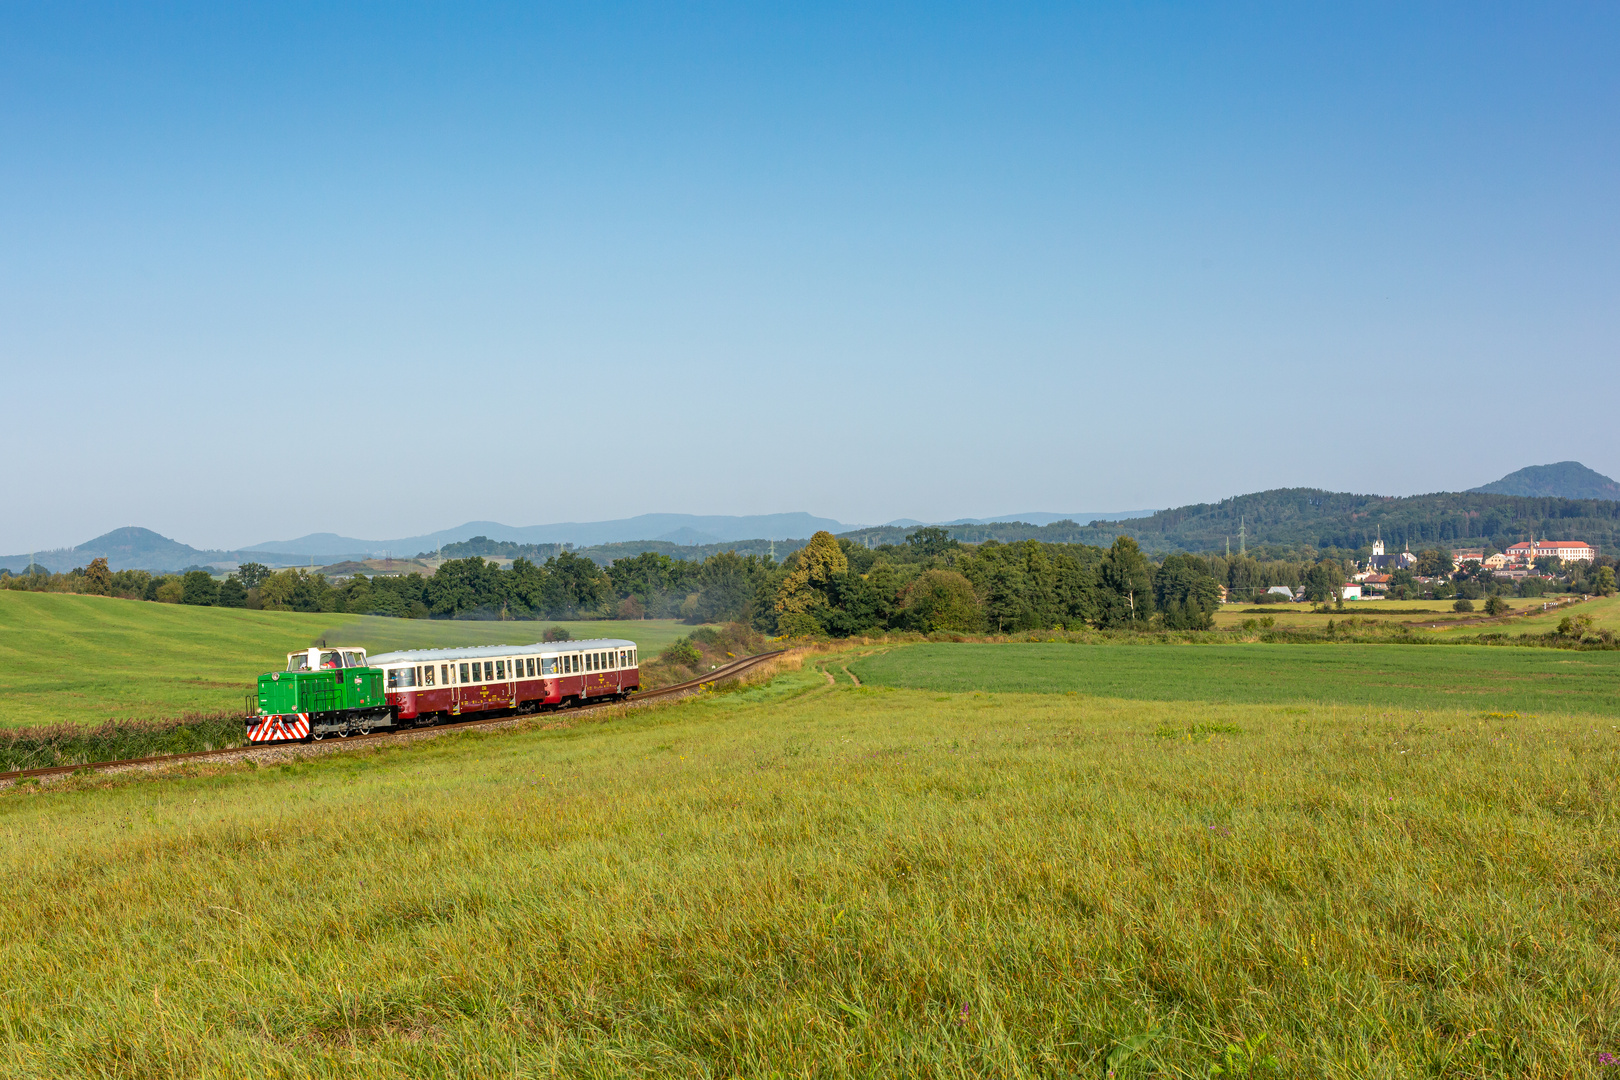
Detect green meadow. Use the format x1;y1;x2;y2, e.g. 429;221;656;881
1;655;1616;1077
0;592;699;727
850;641;1620;716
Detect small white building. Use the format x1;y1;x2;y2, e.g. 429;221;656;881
1341;583;1362;600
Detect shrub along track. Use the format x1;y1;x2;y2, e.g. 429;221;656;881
0;650;786;786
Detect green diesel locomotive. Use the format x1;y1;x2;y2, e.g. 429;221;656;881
246;647;391;742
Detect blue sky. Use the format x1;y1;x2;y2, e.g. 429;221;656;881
3;3;1617;551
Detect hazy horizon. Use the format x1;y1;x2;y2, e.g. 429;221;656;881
4;4;1617;551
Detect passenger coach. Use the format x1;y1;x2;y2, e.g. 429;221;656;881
367;638;640;724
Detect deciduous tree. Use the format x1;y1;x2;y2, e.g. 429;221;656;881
1095;537;1154;628
83;558;112;595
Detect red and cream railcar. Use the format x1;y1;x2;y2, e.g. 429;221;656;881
367;638;640;725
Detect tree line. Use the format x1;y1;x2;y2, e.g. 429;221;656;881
6;528;1613;631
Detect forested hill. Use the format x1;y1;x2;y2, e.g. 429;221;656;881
1468;461;1620;501
846;489;1620;555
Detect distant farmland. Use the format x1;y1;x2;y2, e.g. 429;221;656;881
850;640;1620;716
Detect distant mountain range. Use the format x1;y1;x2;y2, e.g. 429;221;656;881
1468;461;1620;500
1;509;1146;573
3;466;1613;572
247;513;859;559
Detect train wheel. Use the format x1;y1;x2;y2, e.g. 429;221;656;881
357;717;373;735
312;729;325;741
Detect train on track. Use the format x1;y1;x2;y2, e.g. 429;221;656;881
246;639;640;743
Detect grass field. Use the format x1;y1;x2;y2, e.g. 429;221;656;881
0;592;701;727
1;654;1615;1077
849;642;1620;716
1212;594;1583;631
1429;593;1620;638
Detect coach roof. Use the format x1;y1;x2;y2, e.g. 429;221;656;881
368;638;637;666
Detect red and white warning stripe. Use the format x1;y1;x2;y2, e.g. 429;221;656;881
247;713;311;743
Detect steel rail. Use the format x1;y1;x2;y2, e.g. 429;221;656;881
0;649;787;784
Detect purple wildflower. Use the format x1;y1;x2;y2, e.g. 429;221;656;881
957;1003;970;1025
1599;1051;1618;1067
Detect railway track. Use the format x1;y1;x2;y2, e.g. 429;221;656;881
0;649;786;785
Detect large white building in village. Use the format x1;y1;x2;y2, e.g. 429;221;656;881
1449;539;1596;570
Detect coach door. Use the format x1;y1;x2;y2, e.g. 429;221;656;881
451;661;464;716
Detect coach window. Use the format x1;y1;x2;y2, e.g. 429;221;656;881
422;666;435;687
387;667;415;690
495;660;505;680
525;658;534;677
459;663;470;683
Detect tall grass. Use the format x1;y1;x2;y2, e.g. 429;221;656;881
0;654;1614;1076
0;712;243;772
